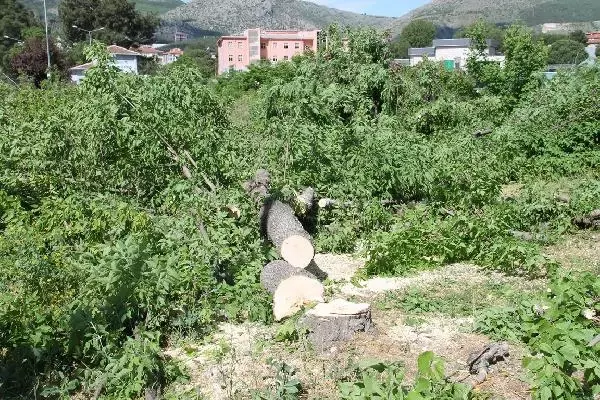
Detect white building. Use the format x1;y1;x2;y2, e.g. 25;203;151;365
69;45;142;84
409;39;505;70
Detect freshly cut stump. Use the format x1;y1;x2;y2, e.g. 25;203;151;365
260;260;318;294
301;299;373;352
273;275;324;321
261;199;315;269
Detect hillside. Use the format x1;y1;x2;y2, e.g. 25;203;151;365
391;0;600;29
18;0;184;17
163;0;397;35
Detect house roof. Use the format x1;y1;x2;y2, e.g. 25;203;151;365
168;48;183;56
135;45;164;55
408;47;435;57
432;38;499;48
69;61;95;71
107;45;141;56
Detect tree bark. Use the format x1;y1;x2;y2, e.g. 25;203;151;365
260;260;318;294
300;299;373;352
261;199;315;269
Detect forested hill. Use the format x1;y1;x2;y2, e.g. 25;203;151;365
391;0;600;29
18;0;184;17
163;0;396;35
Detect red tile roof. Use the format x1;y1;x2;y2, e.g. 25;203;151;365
168;48;183;56
135;45;164;55
107;45;141;56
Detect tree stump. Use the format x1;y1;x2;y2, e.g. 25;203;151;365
301;299;373;352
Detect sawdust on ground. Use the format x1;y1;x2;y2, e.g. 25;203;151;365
165;262;533;399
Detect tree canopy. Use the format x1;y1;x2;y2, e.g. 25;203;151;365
390;19;436;58
455;19;505;51
10;35;65;86
548;39;588;65
0;0;39;77
59;0;158;46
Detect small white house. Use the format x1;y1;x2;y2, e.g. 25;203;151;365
69;45;142;84
409;39;505;71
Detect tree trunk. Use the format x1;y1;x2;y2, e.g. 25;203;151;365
260;260;317;294
261;199;315;269
300;299;373;352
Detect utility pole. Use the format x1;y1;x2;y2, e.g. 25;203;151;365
43;0;51;79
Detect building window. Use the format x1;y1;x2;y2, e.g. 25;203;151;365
283;56;289;60
260;42;266;49
228;42;232;48
284;43;289;49
272;56;277;62
228;55;233;62
273;42;277;48
238;42;242;49
295;42;300;49
238;55;243;62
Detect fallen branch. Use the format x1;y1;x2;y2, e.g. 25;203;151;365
473;128;493;138
467;342;509;385
572;209;600;229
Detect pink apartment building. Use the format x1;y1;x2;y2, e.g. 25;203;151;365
217;29;320;75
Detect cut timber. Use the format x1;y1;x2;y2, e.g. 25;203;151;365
273;275;324;321
260;260;317;294
301;299;373;352
262;199;315;269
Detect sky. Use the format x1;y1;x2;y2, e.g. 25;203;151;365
308;0;431;17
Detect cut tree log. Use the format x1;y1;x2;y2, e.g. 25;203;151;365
300;299;373;352
261;199;315;269
472;128;493;138
260;260;318;294
273;275;324;321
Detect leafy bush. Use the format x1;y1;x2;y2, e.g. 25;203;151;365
339;352;474;399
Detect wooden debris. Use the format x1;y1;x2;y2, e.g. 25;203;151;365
473;128;493;138
572;209;600;229
467;342;509;385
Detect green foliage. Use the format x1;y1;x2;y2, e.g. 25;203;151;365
2;22;600;398
59;0;158;46
476;272;600;399
548;40;587;65
0;0;39;76
253;360;302;400
400;19;437;48
339;352;474;399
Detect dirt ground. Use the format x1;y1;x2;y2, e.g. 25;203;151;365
165;258;535;399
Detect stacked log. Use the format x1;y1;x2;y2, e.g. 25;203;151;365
246;170;374;346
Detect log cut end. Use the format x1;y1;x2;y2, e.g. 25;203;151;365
280;235;315;269
273;276;324;321
301;299;373;352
